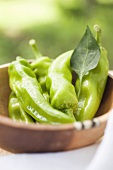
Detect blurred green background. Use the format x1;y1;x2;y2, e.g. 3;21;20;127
0;0;113;69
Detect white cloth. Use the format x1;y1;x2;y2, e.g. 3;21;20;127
0;144;99;170
0;109;113;170
86;108;113;170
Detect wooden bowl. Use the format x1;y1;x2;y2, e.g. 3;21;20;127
0;63;113;153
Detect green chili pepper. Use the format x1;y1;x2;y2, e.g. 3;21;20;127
75;25;109;121
9;91;21;121
9;91;34;123
46;50;78;118
8;57;75;124
29;39;52;91
29;39;51;102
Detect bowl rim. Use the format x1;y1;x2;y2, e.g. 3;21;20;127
0;108;112;131
0;62;113;131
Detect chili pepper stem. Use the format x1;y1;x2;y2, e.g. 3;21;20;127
93;25;101;46
29;39;42;59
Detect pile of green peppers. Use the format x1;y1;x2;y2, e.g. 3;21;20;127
8;26;109;124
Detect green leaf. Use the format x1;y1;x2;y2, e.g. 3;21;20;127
70;26;100;95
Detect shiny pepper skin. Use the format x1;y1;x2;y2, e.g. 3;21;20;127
9;91;34;123
31;57;52;91
75;45;109;121
29;39;52;95
8;57;75;124
46;50;78;118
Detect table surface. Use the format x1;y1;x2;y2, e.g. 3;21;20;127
0;148;10;155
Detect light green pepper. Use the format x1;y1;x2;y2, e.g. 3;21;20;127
46;50;78;118
75;25;109;121
29;40;51;90
8;57;75;124
9;91;34;123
